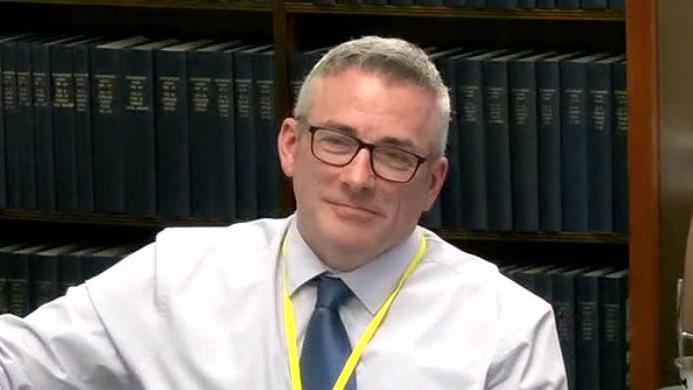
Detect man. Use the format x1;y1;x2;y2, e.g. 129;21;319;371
0;36;566;389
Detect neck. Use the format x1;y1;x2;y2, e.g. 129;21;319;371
295;220;381;272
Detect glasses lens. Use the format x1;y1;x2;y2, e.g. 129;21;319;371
312;129;358;165
372;146;418;182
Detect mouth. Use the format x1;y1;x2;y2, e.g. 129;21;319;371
325;200;382;217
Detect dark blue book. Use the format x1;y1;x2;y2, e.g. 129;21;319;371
508;52;555;232
609;0;625;10
2;35;36;209
582;0;607;8
557;0;579;8
416;0;443;6
81;246;133;281
482;50;532;231
535;265;570;305
52;37;102;213
612;60;628;233
536;52;581;233
73;38;106;213
0;243;31;314
8;244;53;316
518;0;536;8
575;267;615;390
291;47;329;106
188;41;245;219
253;47;282;218
537;0;555;7
560;53;608;232
16;37;47;210
467;0;485;6
587;55;625;232
234;45;271;220
58;246;103;295
121;39;179;216
0;33;31;209
155;39;213;218
514;264;557;294
33;36;80;211
435;48;475;229
487;0;517;8
92;36;149;213
389;0;414;6
420;198;442;229
443;0;466;6
553;266;591;390
600;269;628;390
30;244;80;310
456;49;508;231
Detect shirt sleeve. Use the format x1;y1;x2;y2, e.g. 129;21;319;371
485;304;568;390
0;244;159;390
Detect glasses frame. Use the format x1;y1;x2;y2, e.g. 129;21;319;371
306;125;427;184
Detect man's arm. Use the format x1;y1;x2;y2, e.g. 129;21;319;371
485;303;568;390
0;244;159;389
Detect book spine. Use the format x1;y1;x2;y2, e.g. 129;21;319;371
556;0;579;8
122;48;156;216
509;60;540;232
32;44;56;211
92;47;125;212
388;0;415;6
52;44;79;212
29;254;58;310
73;44;95;212
155;50;192;218
213;53;237;219
58;252;82;296
518;0;536;8
587;61;613;232
561;60;590;232
2;42;21;208
552;270;579;390
612;61;628;233
16;41;37;210
254;51;281;218
467;0;485;6
609;0;625;10
439;56;462;229
7;252;30;317
536;59;562;232
482;59;513;231
575;274;602;390
442;0;466;6
234;50;259;220
600;273;628;390
457;57;488;230
0;43;6;208
415;0;443;6
420;198;442;229
487;0;517;8
582;0;607;9
537;0;556;7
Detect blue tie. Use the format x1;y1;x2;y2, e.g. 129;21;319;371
300;276;357;390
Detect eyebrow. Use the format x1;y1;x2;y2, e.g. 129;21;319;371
318;120;418;151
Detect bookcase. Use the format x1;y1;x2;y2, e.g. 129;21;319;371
0;0;681;388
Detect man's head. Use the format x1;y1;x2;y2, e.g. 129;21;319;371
278;36;449;271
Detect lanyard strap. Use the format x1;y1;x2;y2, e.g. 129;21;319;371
281;232;428;390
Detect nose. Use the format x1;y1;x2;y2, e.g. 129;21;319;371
340;147;376;192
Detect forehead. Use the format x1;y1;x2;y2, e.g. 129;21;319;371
307;68;438;149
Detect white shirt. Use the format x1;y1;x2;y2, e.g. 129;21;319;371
0;216;567;389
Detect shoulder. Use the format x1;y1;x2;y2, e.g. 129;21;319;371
418;227;553;325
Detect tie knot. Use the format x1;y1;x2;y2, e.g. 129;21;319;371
315;276;352;309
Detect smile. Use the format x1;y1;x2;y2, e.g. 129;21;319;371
326;200;382;217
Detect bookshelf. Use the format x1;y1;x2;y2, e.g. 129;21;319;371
0;0;674;388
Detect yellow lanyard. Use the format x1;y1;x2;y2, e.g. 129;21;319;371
281;232;428;390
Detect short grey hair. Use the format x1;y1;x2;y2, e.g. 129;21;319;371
293;36;450;156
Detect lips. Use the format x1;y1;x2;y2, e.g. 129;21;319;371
326;200;382;217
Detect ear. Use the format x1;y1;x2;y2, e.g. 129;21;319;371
278;117;300;178
423;156;448;211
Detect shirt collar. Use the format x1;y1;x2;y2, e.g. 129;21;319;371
284;218;422;315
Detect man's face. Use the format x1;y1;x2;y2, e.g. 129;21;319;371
278;68;448;267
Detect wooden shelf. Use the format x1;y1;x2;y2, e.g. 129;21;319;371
0;0;272;12
0;209;237;228
437;228;628;243
284;3;624;20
